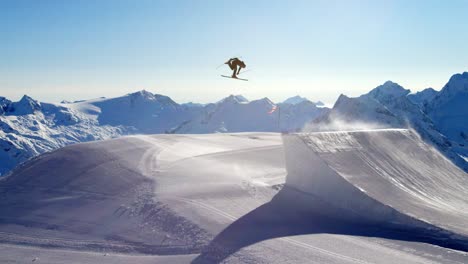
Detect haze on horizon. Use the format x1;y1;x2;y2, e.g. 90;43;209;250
1;0;467;104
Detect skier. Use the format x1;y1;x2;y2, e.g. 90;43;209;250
225;58;246;78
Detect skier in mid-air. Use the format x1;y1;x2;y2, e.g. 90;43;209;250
225;58;246;78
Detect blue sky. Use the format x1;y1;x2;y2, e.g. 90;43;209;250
1;0;467;104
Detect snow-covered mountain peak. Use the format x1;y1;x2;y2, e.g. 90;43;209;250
333;94;353;108
407;88;438;106
448;71;468;82
127;90;157;100
120;90;178;107
367;81;411;102
245;97;276;109
314;101;325;107
336;93;395;118
0;97;11;115
428;72;468;111
7;95;41;115
218;94;249;104
426;72;468;145
255;97;274;105
283;95;308;105
443;72;468;94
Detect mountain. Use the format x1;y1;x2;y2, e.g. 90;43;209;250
282;95;325;107
314;93;401;129
283;95;308;105
5;95;41;115
314;100;325;107
407;88;438;106
0;90;200;175
217;94;249;104
170;97;328;133
2;72;466;176
314;78;467;171
88;90;201;133
0;97;11;115
426;72;468;142
182;102;205;108
0;91;328;175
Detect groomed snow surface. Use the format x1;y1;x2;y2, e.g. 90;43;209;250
1;130;467;263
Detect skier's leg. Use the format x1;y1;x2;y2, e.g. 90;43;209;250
232;66;237;78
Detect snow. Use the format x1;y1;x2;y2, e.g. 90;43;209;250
407;88;438;106
0;131;467;263
427;72;468;144
170;97;327;134
0;92;328;176
217;95;249;104
314;75;468;172
321;94;400;126
283;95;308;105
6;95;42;115
284;129;468;234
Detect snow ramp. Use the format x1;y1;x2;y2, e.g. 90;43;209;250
283;129;468;236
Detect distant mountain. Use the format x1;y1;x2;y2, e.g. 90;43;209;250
283;95;308;105
426;72;468;143
0;91;328;175
314;101;325;107
182;102;205;108
407;88;438;107
171;96;327;133
2;72;466;176
217;94;249;104
317;93;401;127
88;90;201;133
314;76;468;172
0;97;127;176
282;95;325;107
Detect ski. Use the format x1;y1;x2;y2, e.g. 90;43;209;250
221;75;248;81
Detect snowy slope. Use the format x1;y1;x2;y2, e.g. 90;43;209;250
1;132;467;263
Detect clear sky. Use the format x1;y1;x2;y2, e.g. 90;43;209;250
1;0;467;104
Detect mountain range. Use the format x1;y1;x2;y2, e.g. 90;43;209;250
1;72;467;175
315;72;468;171
0;92;327;175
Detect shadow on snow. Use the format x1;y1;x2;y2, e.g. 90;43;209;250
193;186;468;263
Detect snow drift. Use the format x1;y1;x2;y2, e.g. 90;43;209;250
283;129;468;235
